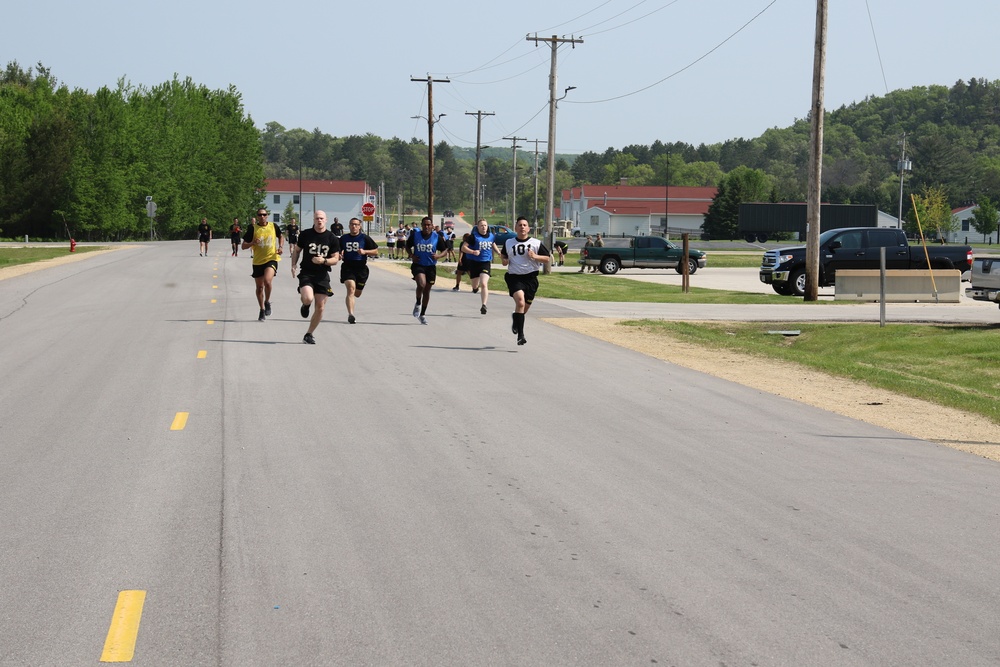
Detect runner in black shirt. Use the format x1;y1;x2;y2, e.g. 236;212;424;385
291;210;341;344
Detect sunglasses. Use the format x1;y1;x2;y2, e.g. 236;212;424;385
256;213;268;217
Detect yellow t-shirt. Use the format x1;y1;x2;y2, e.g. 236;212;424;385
249;222;281;265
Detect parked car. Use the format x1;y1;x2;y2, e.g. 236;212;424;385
759;227;974;296
580;236;707;275
965;255;1000;310
489;224;515;247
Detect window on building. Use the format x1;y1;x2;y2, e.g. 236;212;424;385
273;195;280;204
961;220;970;232
272;214;279;223
590;215;599;226
293;195;300;205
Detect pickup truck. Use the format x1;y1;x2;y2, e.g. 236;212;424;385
759;227;974;296
581;236;708;275
965;255;1000;309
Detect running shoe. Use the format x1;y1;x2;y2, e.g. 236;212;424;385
258;309;266;322
348;314;356;324
412;303;421;318
303;332;315;344
472;288;479;293
264;301;272;317
300;303;310;318
480;305;487;315
419;315;428;325
452;286;460;291
517;335;527;346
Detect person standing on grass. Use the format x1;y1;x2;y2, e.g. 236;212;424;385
290;210;340;344
502;216;551;346
406;216;447;325
339;217;379;324
242;208;284;321
462;218;502;315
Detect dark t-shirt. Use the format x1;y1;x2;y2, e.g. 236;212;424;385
296;227;341;274
198;223;211;238
339;232;379;264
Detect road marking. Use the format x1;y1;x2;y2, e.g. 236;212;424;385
197;350;207;359
211;299;217;304
207;320;214;325
212;285;218;289
170;412;188;430
100;590;146;662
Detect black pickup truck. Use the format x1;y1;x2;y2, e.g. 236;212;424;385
759;227;974;296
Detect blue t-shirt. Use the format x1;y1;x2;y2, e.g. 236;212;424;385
410;230;442;266
339;232;374;263
470;229;497;262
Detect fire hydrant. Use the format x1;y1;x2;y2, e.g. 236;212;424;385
70;238;76;252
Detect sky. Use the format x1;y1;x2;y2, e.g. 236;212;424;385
7;0;999;156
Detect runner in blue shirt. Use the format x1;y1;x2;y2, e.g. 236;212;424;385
461;219;502;315
405;216;447;324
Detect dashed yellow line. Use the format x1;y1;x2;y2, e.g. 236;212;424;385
206;320;214;325
170;412;188;431
211;299;217;304
100;590;146;662
212;285;218;289
197;350;207;359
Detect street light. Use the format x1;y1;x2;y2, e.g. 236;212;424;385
411;113;446;220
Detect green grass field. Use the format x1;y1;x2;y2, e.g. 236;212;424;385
0;246;105;268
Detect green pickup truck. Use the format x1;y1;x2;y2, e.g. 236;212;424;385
581;236;708;275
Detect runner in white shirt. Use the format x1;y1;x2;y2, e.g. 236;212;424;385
501;216;551;346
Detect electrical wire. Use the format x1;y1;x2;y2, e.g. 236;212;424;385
566;0;777;105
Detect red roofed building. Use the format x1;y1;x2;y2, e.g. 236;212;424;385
263;179;372;226
561;184;716;237
951;204;999;244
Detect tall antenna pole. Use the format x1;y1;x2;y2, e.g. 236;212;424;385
411;75;450;220
503;135;526;225
527;33;583;241
465;110;495;224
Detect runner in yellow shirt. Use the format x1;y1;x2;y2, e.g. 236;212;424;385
241;208;284;321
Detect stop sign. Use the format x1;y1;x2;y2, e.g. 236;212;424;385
361;202;376;216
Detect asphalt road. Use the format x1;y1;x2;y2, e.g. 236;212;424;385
1;243;999;666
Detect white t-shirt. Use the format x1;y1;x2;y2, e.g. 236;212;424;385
503;236;550;275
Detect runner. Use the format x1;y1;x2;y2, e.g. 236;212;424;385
339;217;379;324
285;217;300;250
405;216;447;325
290;210;340;344
452;232;472;291
395;223;407;260
198;217;212;257
229;217;241;257
241;208;284;321
386;228;397;260
502;216;551;345
462;219;502;315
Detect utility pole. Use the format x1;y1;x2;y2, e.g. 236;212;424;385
410;75;450;221
465;110;495;225
528;138;547;231
503;135;526;225
527;33;583;243
804;0;827;302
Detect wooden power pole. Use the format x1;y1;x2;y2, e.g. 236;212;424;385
804;0;827;301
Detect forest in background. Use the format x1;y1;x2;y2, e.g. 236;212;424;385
3;58;998;241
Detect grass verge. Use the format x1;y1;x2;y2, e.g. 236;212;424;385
624;320;1000;425
0;246;106;268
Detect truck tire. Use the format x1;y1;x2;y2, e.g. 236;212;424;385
600;256;621;275
674;258;699;275
744;233;757;243
772;282;793;295
789;268;807;297
756;234;769;243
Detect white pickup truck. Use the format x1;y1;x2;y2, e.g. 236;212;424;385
965;255;1000;309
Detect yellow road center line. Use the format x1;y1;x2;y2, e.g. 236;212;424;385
170;412;188;430
197;350;207;359
100;590;146;662
213;275;218;278
211;299;217;304
207;320;214;325
212;285;218;289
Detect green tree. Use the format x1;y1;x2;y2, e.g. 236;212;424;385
970;196;999;242
703;166;772;240
908;185;955;239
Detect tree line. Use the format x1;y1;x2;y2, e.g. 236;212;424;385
0;62;263;241
4;60;998;242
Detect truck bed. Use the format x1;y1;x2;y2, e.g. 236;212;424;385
970;255;1000;290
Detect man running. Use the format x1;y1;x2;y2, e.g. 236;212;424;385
285;217;300;250
502;216;551;346
198;217;212;257
229;217;241;257
242;208;284;321
339;217;379;324
462;219;502;314
291;210;340;344
405;216;447;325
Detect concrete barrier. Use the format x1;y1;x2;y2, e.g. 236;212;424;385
834;269;961;302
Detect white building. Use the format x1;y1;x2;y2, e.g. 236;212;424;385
264;179;372;227
949;204;999;244
561;184;716;238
